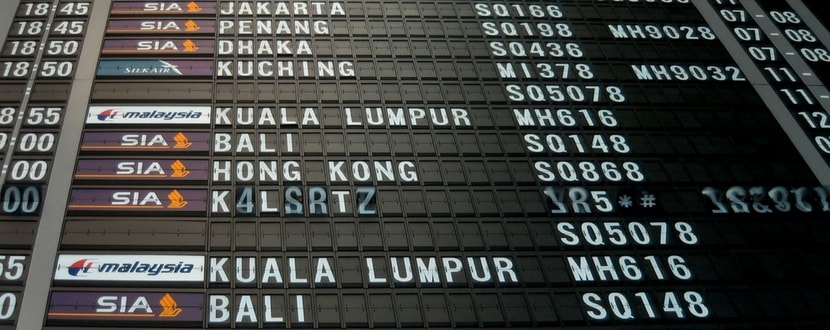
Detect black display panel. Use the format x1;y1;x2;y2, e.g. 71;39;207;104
1;0;829;329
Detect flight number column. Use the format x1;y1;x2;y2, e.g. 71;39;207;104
475;4;646;215
0;1;89;327
475;1;710;324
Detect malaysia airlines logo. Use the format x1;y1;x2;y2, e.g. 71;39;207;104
63;258;194;277
67;259;96;276
95;108;199;121
55;255;204;282
97;109;117;121
87;105;210;124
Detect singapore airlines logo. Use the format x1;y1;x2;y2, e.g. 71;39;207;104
184;20;199;31
168;189;188;208
47;293;187;319
173;132;192;148
75;160;193;179
68;189;195;210
170;160;191;178
182;39;198;52
159;293;183;317
187;1;202;13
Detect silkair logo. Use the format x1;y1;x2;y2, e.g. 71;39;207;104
131;60;183;75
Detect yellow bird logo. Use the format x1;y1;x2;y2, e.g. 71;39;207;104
167;189;188;208
184;20;200;32
170;160;190;178
172;132;192;149
182;39;198;52
158;293;183;317
187;2;202;13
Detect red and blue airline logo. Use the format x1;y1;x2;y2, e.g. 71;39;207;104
93;107;205;122
87;106;210;125
67;259;96;276
97;109;118;121
55;255;204;282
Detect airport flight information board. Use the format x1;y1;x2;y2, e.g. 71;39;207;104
0;0;829;329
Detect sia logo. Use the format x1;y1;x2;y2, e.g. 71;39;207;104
185;20;199;31
182;39;198;52
47;293;188;319
80;132;198;151
68;189;195;210
75;160;193;179
158;293;183;317
187;1;202;13
168;189;188;208
173;132;193;148
170;160;191;177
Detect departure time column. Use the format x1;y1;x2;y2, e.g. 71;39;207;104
0;1;90;327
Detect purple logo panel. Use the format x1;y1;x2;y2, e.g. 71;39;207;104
110;1;216;15
102;39;215;55
75;159;209;181
106;20;215;34
48;291;203;322
80;132;211;152
67;189;207;212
